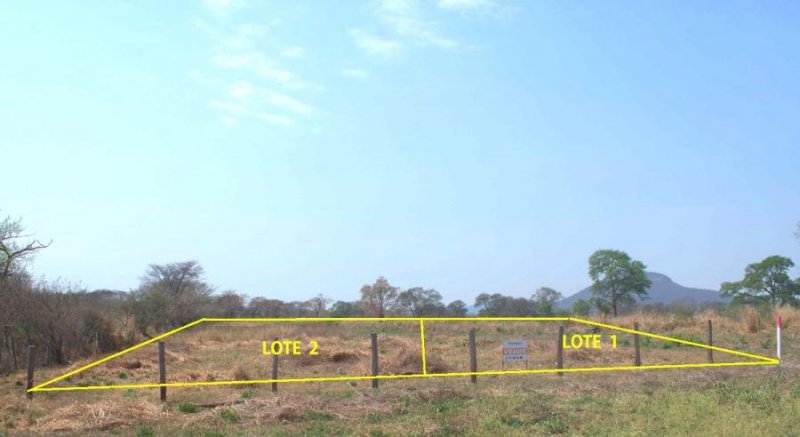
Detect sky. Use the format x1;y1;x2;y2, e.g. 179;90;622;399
2;0;799;303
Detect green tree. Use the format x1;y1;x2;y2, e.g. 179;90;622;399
329;300;364;317
721;255;799;309
445;300;468;317
588;249;651;317
396;287;445;316
133;261;213;333
571;299;592;317
531;287;563;316
474;293;536;316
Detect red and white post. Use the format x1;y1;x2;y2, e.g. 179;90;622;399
776;314;782;361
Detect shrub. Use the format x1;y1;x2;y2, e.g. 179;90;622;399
741;306;762;333
136;426;155;437
218;408;238;423
178;402;199;414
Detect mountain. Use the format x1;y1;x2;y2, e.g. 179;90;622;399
556;272;730;310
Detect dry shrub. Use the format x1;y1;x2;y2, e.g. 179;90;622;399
385;348;424;374
740;306;762;333
233;365;251;381
416;385;468;402
32;400;167;432
385;348;449;374
330;351;360;363
276;407;301;422
105;359;142;370
776;306;799;329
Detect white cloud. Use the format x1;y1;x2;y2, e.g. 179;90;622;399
437;0;495;11
376;0;461;50
341;68;369;79
204;0;246;14
221;116;238;127
209;99;246;114
212;52;294;83
257;112;294;126
205;0;232;9
220;24;268;50
264;91;315;115
281;46;306;58
349;29;403;56
196;5;320;128
229;81;254;99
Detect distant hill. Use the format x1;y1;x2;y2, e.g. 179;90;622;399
557;272;729;310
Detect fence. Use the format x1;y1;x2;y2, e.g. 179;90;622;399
25;317;767;400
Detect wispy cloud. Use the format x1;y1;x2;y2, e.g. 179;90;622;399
377;0;461;50
204;0;246;14
436;0;495;11
257;112;294;126
341;68;369;79
203;80;315;127
264;90;315;115
349;29;403;56
209;99;246;114
281;46;306;58
212;52;294;84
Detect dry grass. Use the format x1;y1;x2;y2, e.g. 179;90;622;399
1;310;794;435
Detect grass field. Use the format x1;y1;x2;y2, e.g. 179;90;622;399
1;307;797;436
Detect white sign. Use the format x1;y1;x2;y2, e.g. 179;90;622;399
502;340;528;362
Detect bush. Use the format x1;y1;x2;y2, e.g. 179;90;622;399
178;402;199;414
136;426;155;437
741;306;762;333
218;408;239;423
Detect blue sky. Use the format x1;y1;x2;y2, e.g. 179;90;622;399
2;0;799;303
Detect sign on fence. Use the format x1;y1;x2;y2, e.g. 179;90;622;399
502;340;528;362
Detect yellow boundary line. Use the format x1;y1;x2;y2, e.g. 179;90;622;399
419;320;427;375
29;317;779;393
30;361;777;392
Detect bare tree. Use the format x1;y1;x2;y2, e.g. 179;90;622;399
0;214;50;280
360;277;398;318
303;294;331;317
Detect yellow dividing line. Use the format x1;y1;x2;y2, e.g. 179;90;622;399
30;360;777;392
30;316;779;392
29;319;205;392
571;317;776;363
419;320;427;375
203;317;571;322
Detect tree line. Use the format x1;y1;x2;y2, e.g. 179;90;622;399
1;213;798;374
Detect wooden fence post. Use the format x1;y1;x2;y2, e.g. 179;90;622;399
158;341;167;402
371;333;379;389
271;338;279;393
707;320;713;363
557;326;564;377
633;322;641;366
469;329;477;383
26;345;35;399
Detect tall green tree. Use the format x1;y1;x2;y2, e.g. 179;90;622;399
571;299;592;317
445;300;468;317
531;287;563;316
133;260;213;333
396;287;445;316
474;293;536;316
721;255;799;309
588;249;651;317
